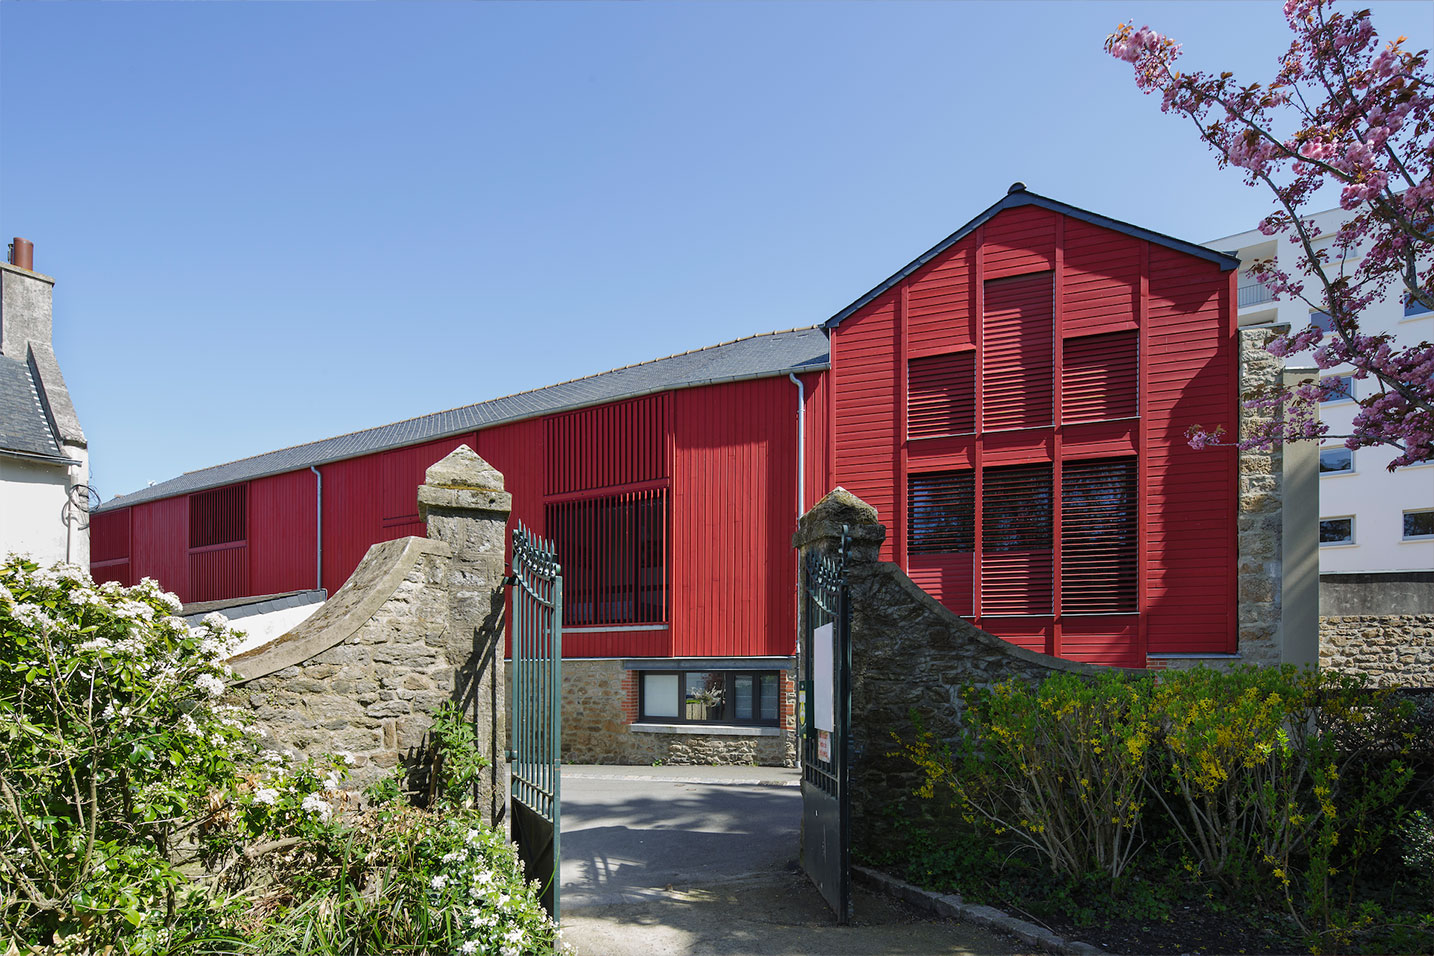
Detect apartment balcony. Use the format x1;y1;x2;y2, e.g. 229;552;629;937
1238;280;1276;309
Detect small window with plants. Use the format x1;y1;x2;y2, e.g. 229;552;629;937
639;670;781;726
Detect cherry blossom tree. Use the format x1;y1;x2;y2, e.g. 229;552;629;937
1107;0;1433;468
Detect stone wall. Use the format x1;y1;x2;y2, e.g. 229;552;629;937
226;446;511;823
793;489;1125;853
1320;615;1434;687
228;537;453;793
505;658;797;767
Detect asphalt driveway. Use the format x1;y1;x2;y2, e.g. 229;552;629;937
557;765;1034;956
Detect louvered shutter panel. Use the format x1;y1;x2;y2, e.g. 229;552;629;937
1062;331;1138;423
908;471;975;553
982;273;1054;431
907;352;976;439
980;464;1053;615
1061;459;1138;613
189;484;247;548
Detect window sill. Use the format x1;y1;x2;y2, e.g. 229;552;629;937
629;723;784;737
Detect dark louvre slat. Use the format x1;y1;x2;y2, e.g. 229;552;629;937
981;464;1053;614
908;470;975;553
1062;458;1138;613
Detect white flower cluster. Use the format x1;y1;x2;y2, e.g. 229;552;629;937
425;822;552;956
194;672;227;699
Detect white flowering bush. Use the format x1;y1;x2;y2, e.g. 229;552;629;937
0;556;558;955
0;555;248;951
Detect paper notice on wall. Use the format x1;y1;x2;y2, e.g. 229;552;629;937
817;730;831;763
813;621;834;732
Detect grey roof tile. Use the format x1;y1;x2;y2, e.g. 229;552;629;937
0;355;64;461
101;326;831;511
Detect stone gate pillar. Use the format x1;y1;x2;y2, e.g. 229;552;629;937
419;445;511;826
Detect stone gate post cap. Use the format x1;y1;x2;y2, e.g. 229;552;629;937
793;486;886;551
424;445;505;492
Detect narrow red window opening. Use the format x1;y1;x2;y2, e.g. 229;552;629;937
189;484;247;549
1061;458;1138;613
545;488;668;627
982;273;1054;431
908;352;976;440
980;464;1053;615
1062;330;1138;423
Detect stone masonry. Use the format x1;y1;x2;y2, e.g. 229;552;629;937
228;446;510;824
1320;615;1434;686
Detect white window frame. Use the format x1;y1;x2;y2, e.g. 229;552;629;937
1403;510;1434;541
1318;447;1355;476
1319;515;1356;547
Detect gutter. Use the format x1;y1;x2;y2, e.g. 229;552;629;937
310;466;323;593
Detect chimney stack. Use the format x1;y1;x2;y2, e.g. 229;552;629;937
8;238;34;271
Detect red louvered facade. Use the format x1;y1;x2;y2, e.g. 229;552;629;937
91;188;1238;677
826;194;1238;666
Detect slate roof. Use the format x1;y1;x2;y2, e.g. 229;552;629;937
0;354;68;463
825;184;1243;329
101;326;831;511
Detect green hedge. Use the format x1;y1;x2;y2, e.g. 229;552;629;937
897;666;1433;954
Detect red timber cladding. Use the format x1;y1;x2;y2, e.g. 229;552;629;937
1144;247;1236;653
800;370;832;510
249;470;319;596
831;296;898;561
672;377;799;658
830;203;1235;666
89;508;133;586
132;497;188;601
321;433;478;595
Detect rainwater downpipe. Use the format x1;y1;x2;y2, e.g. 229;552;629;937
310;466;324;594
788;373;805;517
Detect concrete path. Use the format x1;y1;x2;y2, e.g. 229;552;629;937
558;765;1034;956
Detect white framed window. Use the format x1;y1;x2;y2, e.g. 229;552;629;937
1404;510;1434;540
1310;309;1335;333
1318;448;1354;475
1320;375;1355;404
1320;516;1356;546
1404;293;1432;318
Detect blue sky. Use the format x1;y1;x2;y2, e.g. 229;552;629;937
2;1;1430;502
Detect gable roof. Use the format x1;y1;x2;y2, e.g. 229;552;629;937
0;354;70;464
100;326;831;512
825;184;1242;329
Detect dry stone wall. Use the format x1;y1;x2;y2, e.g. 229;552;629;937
228;538;453;792
1320;615;1434;687
225;446;511;823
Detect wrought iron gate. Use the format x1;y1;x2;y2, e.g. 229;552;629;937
799;528;852;923
506;523;562;920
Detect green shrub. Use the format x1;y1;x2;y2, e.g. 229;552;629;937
905;672;1157;880
898;664;1429;954
0;556;558;955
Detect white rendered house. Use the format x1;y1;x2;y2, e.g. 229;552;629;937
0;240;90;566
1207;207;1433;574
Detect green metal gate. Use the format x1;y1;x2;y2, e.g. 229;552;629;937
799;528;852;923
506;523;562;920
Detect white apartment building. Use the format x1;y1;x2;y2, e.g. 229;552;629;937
1208;206;1433;574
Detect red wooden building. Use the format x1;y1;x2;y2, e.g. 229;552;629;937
91;186;1240;756
825;185;1240;666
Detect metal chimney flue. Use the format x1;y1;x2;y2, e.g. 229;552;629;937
9;238;34;271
